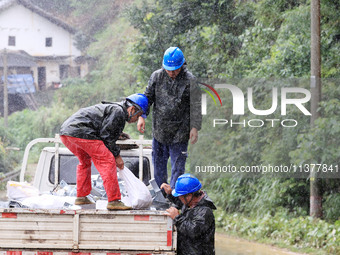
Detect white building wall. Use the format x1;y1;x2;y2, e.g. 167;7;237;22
45;62;59;84
0;3;87;89
0;4;81;57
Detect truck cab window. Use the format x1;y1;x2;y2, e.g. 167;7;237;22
49;155;151;186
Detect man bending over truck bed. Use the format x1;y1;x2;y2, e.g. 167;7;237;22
60;93;148;210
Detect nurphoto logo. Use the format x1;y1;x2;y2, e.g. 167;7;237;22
199;82;311;128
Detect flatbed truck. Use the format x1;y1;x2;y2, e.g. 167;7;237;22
0;135;176;255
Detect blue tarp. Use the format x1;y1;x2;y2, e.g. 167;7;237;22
1;74;36;94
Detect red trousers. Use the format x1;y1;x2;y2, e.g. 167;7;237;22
60;135;121;201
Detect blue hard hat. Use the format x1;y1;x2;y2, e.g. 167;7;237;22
126;93;149;118
172;173;202;197
163;47;185;71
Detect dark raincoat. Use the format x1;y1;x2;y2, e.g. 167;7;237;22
144;66;202;144
170;192;216;255
60;102;127;157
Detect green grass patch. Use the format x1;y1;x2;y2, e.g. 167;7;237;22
215;209;340;255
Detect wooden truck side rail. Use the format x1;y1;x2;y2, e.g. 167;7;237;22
0;208;176;253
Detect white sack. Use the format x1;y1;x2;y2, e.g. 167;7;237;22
119;167;152;209
21;194;76;209
7;181;39;201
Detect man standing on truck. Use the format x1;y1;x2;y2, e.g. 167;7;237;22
137;46;202;190
162;173;216;255
60;93;148;210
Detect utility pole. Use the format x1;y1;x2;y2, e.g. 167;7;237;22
310;0;322;218
2;49;9;128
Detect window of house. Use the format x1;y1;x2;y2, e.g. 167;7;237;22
8;36;16;46
45;37;52;47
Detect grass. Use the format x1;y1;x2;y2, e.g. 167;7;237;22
215;208;340;255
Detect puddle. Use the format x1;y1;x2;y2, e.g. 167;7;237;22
215;233;306;255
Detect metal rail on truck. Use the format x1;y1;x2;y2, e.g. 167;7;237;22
19;134;153;186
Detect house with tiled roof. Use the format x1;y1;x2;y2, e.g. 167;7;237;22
0;0;90;90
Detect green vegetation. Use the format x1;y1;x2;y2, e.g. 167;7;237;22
216;208;340;254
0;0;339;253
0;124;20;172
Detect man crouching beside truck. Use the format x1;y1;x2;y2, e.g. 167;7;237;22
162;173;216;255
59;93;148;210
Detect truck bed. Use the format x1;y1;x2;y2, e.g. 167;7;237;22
0;208;176;253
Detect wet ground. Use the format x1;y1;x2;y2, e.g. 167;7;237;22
215;233;306;255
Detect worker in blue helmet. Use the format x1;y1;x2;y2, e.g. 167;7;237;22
162;174;216;255
60;94;148;210
137;47;202;190
126;93;149;119
163;46;186;71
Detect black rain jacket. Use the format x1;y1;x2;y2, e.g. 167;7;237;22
60;102;127;157
144;66;202;144
171;192;216;255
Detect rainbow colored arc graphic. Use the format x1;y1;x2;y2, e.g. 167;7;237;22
198;82;223;106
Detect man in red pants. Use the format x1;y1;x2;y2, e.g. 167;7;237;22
60;94;148;210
